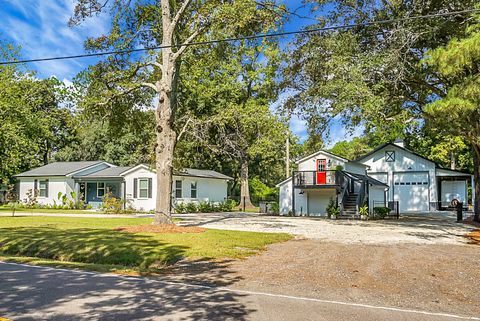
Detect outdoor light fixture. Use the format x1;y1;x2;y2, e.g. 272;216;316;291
327;160;332;167
299;190;305;195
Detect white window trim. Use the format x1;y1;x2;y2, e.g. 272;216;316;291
138;178;150;199
97;182;105;198
38;180;47;198
175;180;183;199
190;181;198;199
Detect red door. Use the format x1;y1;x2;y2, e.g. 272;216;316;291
316;159;327;184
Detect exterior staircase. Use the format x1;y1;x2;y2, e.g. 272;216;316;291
341;193;358;218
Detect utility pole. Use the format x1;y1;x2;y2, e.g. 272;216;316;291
286;134;290;178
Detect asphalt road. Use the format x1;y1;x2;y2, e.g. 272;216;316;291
0;262;478;321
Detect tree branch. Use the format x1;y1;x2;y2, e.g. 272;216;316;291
171;0;192;31
141;82;158;92
172;28;202;61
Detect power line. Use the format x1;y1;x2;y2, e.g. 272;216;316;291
0;8;478;65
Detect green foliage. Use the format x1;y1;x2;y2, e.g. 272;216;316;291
249;177;278;201
55;111;156;166
326;198;340;218
359;204;369;217
283;0;478;145
0;43;75;184
422;13;480;148
100;193;127;214
423;10;480;219
268;202;280;215
174;200;236;214
24;189;37;207
373;207;391;219
329;138;373;161
185;202;199;213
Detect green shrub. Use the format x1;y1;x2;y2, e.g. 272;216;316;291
220;199;237;212
373;206;391;219
359;204;369;217
198;201;214;213
326;198;340;218
185;202;199;213
268;202;280;215
174;202;187;214
250;177;278;202
175;200;236;213
101;192;125;214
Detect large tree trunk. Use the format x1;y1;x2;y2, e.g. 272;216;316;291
153;95;176;225
153;0;176;225
473;144;480;222
239;158;254;209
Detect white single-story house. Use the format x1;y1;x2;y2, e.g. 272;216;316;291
277;140;474;216
14;161;232;211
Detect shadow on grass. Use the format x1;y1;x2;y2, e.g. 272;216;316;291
0;227;187;268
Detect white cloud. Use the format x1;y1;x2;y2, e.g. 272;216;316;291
0;0;110;80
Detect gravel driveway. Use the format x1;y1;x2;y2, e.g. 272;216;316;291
171;212;480;317
176;211;475;245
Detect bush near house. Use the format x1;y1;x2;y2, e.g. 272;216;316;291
101;193;130;214
9;190;93;210
174;200;236;213
373;206;391;219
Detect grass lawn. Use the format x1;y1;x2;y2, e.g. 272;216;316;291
0;216;291;274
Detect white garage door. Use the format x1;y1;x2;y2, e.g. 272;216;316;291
393;172;429;212
441;180;467;204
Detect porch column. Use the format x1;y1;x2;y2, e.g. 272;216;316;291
121;180;126;210
74;182;80;201
472;175;475;211
292;185;295;216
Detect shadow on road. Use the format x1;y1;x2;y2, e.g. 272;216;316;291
0;261;252;320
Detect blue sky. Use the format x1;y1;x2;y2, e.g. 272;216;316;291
0;0;360;148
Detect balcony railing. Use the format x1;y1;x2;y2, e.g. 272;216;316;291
292;170;340;187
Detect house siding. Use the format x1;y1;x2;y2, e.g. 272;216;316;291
18;177;68;205
359;144;438;209
298;151;347;172
123;166;230;211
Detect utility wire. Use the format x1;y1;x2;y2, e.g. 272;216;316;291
0;8;478;65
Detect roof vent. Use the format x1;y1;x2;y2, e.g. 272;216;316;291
394;138;404;148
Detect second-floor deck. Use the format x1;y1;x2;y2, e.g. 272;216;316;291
292;170;343;188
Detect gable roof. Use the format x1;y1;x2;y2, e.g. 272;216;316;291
174;168;233;180
14;161;106;177
73;166;133;178
353;142;438;166
275;176;292;187
295;149;350;165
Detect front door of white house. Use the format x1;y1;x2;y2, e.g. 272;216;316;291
393;172;429;212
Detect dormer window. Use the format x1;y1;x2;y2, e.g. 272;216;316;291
385;151;395;162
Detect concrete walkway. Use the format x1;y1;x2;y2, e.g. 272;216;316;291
1;262;477;321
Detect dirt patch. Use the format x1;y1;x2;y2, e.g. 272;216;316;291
230;240;480;316
466;229;480;243
164;239;480;316
115;224;206;234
